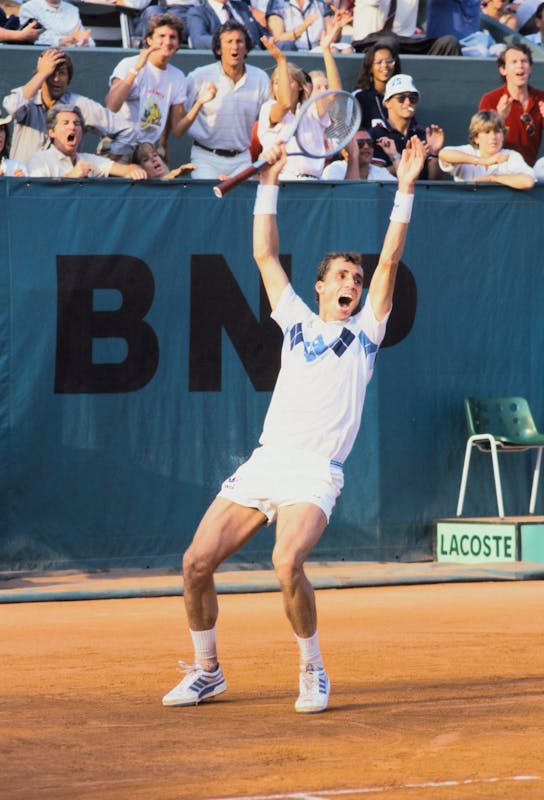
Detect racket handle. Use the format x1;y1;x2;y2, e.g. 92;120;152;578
213;160;265;198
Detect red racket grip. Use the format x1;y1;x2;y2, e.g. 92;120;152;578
213;162;263;198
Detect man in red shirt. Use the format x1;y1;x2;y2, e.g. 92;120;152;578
479;42;544;166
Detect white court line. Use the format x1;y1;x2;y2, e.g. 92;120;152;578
205;775;542;800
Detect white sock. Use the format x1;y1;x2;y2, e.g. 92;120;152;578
295;631;324;670
190;626;218;671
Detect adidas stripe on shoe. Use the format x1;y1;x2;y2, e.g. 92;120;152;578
294;665;330;714
162;661;227;707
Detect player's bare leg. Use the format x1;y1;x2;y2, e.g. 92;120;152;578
183;497;266;632
162;498;266;707
273;503;331;713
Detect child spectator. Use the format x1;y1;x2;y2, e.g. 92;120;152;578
438;110;535;189
133;141;197;178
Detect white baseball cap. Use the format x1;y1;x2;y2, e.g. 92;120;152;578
383;74;420;103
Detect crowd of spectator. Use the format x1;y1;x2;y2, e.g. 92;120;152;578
0;2;544;186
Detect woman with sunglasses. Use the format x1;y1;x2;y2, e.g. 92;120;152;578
353;41;401;130
438;110;534;190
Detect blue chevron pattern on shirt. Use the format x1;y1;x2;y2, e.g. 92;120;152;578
289;322;378;366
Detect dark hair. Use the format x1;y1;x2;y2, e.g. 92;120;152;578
498;42;533;75
0;122;10;158
45;103;85;133
37;49;74;83
146;12;184;43
354;41;401;91
315;252;364;303
212;20;253;59
536;1;544;17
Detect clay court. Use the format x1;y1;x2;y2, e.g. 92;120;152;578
2;572;543;800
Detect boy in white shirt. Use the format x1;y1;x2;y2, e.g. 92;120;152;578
439;110;535;190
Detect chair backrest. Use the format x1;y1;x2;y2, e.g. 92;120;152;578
464;396;539;444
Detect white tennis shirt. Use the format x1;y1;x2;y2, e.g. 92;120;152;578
259;284;389;464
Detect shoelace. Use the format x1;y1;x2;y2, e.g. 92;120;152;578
299;666;323;693
176;659;200;677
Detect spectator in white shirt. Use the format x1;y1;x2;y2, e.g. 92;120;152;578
322;129;397;180
18;0;94;47
106;13;216;160
438;110;535;190
185;21;270;178
3;48;136;164
27;105;147;179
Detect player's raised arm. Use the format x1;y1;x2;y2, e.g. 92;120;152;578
368;136;425;321
252;143;290;311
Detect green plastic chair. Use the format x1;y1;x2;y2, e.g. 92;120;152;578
456;397;544;518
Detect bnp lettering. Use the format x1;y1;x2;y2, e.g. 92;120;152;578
54;253;416;395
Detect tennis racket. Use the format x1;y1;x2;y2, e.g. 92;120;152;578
213;89;362;198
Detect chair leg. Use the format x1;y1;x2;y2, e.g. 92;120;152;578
529;447;542;515
489;440;505;518
120;11;132;48
456;440;474;516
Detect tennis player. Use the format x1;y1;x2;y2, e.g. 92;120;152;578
163;136;426;713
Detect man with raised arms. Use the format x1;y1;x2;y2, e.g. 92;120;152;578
163;136;425;714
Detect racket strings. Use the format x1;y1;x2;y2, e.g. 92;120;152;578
297;92;361;158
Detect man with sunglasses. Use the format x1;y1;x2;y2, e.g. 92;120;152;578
322;129;396;180
479;42;544;166
369;74;445;179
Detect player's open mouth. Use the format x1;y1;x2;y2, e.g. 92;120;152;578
67;134;75;142
338;296;351;307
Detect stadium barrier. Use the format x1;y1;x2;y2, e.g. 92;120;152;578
1;178;544;569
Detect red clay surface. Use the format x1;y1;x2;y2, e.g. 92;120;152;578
2;581;544;800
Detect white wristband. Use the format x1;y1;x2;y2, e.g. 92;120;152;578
390;191;414;223
253;184;279;216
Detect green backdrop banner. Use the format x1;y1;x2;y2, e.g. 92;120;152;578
2;178;544;570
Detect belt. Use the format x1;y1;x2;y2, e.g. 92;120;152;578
194;140;244;158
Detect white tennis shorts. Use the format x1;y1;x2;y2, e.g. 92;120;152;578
217;445;344;524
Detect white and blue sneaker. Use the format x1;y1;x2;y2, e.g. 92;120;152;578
294;665;330;714
162;661;227;707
